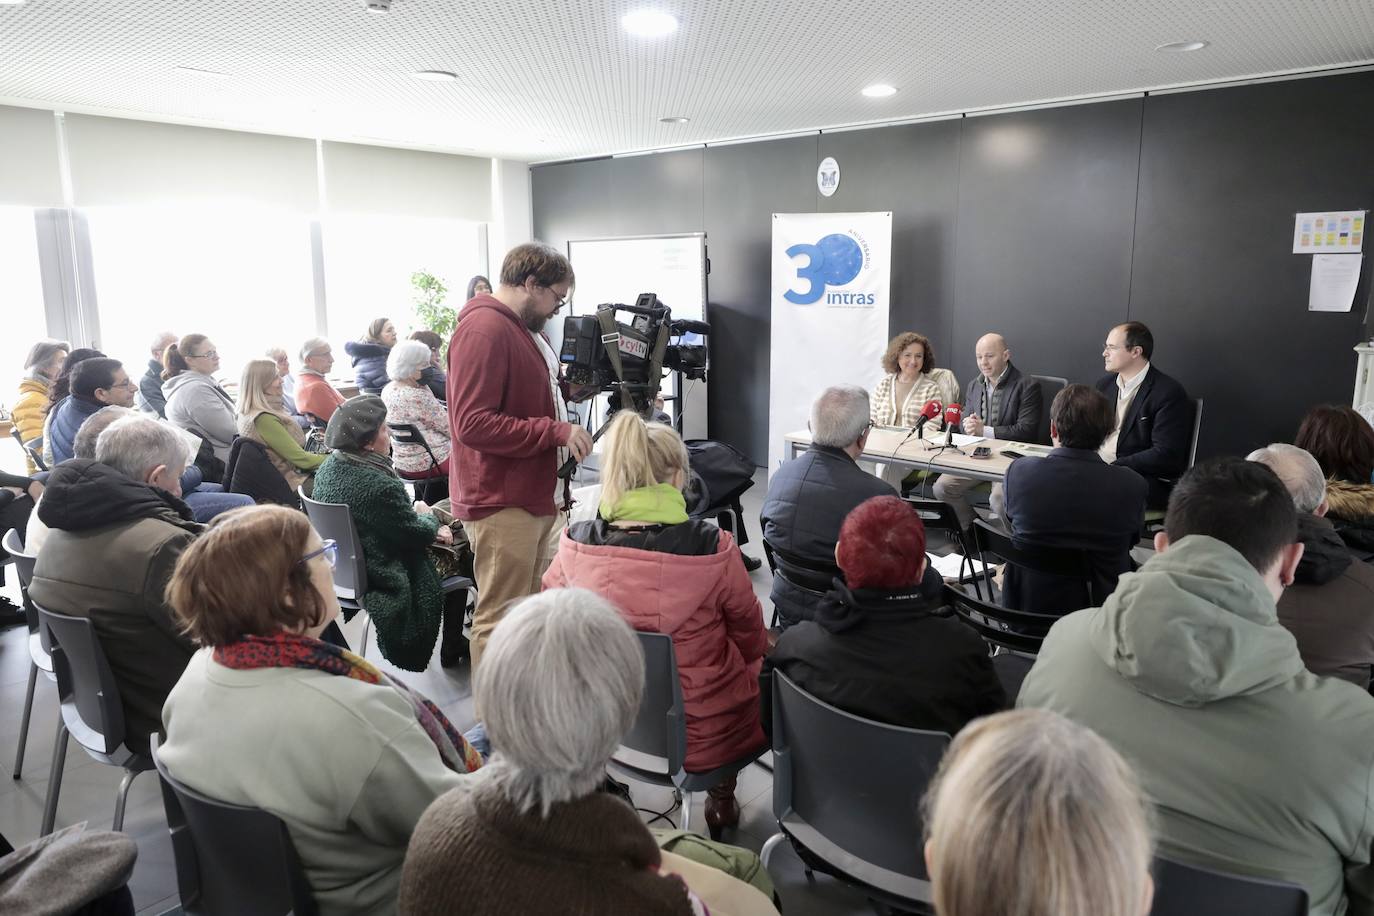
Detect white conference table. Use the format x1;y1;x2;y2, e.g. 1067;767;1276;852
784;426;1053;484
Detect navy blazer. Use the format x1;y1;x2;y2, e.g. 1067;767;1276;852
963;363;1044;444
1094;366;1192;507
760;444;895;625
1001;447;1147;614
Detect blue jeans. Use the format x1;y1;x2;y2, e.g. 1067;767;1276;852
184;483;254;522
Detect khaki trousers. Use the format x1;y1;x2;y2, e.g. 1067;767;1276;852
464;507;559;671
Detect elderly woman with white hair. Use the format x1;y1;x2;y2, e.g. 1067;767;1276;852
1249;441;1374;687
381;340;452;478
398;588;778;916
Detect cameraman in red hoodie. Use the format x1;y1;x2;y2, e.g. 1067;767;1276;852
447;243;594;671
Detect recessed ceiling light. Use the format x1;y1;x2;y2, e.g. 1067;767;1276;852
1155;40;1210;52
173;66;231;78
659;116;690;124
413;70;458;82
861;84;898;98
622;9;678;37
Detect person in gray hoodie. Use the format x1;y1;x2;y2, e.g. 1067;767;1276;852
161;333;238;463
1019;457;1374;916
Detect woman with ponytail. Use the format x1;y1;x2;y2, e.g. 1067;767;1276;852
542;410;769;839
162;333;237;463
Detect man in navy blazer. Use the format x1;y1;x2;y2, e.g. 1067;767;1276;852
1094;321;1193;508
1002;384;1147;614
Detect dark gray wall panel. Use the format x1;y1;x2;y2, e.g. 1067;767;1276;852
530;157;615;249
703;136;819;463
952;100;1144;395
1131;72;1374;459
818;120;962;377
608;148;705;236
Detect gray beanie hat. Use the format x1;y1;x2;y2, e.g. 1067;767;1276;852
325;395;388;451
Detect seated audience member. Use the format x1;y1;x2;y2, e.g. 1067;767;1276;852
295;337;347;423
465;274;493;301
0;470;43;625
266;345;310;426
136;331;177;417
408;330;448;401
923;708;1154;916
1249;442;1374;688
311;396;467;670
760;385;894;627
764;495;1004;736
48;357;137;465
162;333;237;463
1001;384;1147;613
1095;321;1192;508
400;588;775;916
13;338;68;470
382;341;452;478
29;416;204;754
160;504;479;916
1019;457;1374;916
41;347;104;467
543;410;769;837
1295;404;1374;555
237;359;324;492
346;317;397;393
933;333;1043;528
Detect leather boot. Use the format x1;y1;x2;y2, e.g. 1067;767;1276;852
704;776;740;840
440;591;469;667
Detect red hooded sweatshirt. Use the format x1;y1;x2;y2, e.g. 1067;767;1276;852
447;295;569;520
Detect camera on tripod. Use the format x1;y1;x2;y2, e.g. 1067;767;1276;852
558;292;709;417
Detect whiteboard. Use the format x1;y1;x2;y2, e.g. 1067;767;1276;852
565;234;709;440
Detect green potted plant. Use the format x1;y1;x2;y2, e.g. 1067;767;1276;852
410;270;456;355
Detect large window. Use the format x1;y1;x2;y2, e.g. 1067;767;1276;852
0;207;50;409
85;205;318;385
321;214;485;346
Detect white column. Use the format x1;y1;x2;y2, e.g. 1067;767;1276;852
488;159;532;275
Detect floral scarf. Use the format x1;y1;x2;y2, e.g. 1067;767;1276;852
214;632;482;773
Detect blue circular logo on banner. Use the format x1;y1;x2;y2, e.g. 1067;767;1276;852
815;233;863;285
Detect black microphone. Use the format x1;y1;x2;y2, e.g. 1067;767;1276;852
671;318;711;335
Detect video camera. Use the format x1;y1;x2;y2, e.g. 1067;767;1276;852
558;293;709;416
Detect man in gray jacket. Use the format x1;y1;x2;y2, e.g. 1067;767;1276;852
760;385;893;627
1020;457;1374;916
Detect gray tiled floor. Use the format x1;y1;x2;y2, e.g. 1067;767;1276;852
0;449;887;916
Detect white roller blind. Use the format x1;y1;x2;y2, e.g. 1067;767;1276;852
64;115;319;211
322;141;491;220
0;106;63;207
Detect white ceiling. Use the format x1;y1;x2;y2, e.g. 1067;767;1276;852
1;0;1372;164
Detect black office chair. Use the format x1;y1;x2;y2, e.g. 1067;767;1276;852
761;536;841;627
760;671;944;914
386;422;447;504
944;583;1060;653
971;518;1101;610
904;497;984;596
36;603;154;835
609;631;768;840
1149;855;1308;916
152;736;319;916
1029;375;1068;446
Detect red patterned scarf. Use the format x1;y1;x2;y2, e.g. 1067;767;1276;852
214;632;482;773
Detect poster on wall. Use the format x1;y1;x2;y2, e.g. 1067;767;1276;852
768;211;892;472
1293;210;1365;254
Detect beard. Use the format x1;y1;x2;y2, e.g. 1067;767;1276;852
519;301;549;333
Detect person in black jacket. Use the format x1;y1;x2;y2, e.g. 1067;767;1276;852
933;332;1044;529
1001;384;1146;614
1095;321;1192;508
762;495;1005;738
760;385;894;627
345;317;397;393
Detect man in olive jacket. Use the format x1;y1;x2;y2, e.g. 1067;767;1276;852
29;416;202;755
1020;458;1374;916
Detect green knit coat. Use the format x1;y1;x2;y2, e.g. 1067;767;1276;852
312;452;443;672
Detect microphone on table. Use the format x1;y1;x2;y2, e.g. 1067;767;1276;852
943;403;964;450
891;400;943;457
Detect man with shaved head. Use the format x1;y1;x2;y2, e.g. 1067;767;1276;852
933;332;1043;529
1249;442;1374;688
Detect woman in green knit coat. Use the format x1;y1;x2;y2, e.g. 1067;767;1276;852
312;395;455;672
